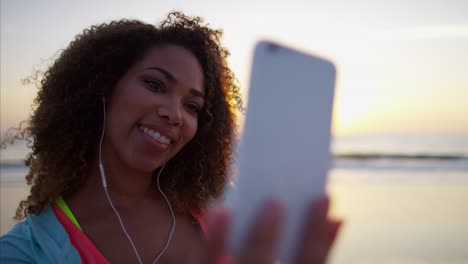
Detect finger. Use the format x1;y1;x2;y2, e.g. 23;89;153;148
325;219;342;253
294;196;330;264
237;199;285;264
205;208;230;264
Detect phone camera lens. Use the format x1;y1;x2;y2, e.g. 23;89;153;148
267;43;280;53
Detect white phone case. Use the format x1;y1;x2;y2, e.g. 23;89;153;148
228;40;336;263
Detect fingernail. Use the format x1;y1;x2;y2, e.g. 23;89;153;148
327;219;343;244
329;219;342;234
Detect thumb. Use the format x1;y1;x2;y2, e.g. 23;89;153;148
205;208;231;264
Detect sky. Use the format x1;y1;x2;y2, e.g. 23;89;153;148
1;0;468;136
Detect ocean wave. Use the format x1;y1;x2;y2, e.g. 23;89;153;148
334;153;468;161
331;153;468;171
0;160;27;169
333;159;468;172
2;152;468;171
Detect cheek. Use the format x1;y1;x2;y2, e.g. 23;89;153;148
185;115;199;141
108;99;135;131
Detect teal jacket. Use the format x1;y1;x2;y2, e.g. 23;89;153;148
0;204;81;263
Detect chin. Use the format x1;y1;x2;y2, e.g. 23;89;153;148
129;160;164;175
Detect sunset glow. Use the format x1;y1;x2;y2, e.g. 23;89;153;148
2;0;468;136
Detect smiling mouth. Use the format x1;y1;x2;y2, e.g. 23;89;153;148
139;125;172;145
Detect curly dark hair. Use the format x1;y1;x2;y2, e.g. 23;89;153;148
4;11;242;219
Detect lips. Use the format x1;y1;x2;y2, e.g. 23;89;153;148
138;124;177;146
141;126;171;144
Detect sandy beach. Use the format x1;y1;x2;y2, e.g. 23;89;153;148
2;168;468;264
327;169;468;264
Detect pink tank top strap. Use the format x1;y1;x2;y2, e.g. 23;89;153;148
52;203;110;264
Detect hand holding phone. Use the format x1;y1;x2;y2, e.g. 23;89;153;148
227;40;337;263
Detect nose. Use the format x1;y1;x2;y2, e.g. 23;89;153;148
158;100;182;126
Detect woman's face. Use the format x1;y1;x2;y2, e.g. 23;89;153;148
103;44;205;173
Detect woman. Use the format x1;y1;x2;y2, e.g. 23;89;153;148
0;12;340;263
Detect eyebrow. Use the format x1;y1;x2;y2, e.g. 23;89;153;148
146;67;205;99
190;89;205;100
147;67;177;82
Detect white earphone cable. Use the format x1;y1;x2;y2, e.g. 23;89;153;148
99;97;176;264
153;164;176;263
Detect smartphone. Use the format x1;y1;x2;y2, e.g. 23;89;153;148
227;40;336;262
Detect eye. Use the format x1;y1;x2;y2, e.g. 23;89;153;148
144;79;165;92
186;103;201;114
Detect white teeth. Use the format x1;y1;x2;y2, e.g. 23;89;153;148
141;126;171;145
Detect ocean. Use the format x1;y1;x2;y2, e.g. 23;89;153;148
1;133;468;264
